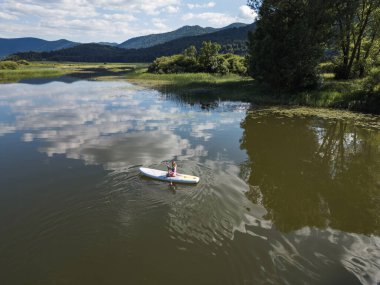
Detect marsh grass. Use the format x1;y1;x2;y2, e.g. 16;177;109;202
124;67;270;102
0;62;144;83
0;68;68;83
124;68;373;111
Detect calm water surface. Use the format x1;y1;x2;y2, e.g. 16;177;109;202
0;80;379;285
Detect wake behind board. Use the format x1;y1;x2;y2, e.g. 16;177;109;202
139;167;200;184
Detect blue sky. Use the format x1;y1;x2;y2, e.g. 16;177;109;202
0;0;257;43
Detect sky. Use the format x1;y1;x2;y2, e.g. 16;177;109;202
0;0;257;43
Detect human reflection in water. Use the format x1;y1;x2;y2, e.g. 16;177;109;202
240;111;380;235
168;183;177;194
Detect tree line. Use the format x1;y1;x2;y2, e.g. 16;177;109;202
247;0;380;91
148;41;247;75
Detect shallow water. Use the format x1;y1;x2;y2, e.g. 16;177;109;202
0;80;379;285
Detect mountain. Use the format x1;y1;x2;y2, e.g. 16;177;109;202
221;23;249;29
144;23;256;56
118;23;248;50
0;37;78;57
97;42;119;46
118;25;218;49
11;23;256;63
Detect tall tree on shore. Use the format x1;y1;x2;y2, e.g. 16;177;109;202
333;0;380;79
199;41;221;73
247;0;334;90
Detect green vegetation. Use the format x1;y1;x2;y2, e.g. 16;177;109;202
248;0;380;84
332;1;380;79
246;0;380;113
0;61;141;83
148;42;247;75
125;66;259;102
247;1;333;90
124;63;380;113
0;60;68;82
0;61;19;70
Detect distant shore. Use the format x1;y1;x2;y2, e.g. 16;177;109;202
0;61;378;114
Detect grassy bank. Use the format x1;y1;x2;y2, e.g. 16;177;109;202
125;67;377;113
0;62;68;82
1;61;377;114
0;62;142;83
124;66;274;103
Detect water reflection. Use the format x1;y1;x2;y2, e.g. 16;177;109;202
0;80;380;284
0;81;248;171
240;110;380;235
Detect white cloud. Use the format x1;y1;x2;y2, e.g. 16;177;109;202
239;5;257;22
152;18;168;30
166;5;180;14
0;11;19;20
182;12;237;27
103;13;137;22
0;0;255;42
187;2;216;9
0;0;181;41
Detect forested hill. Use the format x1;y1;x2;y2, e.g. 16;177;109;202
119;23;248;49
142;23;256;56
0;38;78;57
11;23;256;63
119;25;218;49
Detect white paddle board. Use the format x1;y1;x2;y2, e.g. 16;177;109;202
139;167;200;184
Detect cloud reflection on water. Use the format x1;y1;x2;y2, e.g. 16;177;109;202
0;81;245;171
1;81;379;284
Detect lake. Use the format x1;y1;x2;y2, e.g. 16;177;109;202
0;79;379;285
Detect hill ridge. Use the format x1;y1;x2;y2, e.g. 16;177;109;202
10;23;256;62
118;22;248;49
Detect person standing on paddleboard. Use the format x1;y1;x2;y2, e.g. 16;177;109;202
166;161;177;177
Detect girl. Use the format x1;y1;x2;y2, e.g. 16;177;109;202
166;160;177;177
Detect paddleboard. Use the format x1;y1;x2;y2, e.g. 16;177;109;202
139;167;200;184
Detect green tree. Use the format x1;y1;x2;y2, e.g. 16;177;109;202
333;0;380;79
247;0;334;90
148;42;247;75
183;45;197;59
199;41;221;73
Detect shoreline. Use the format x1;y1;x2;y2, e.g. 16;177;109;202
0;61;378;115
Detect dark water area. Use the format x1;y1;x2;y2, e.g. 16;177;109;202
0;80;379;285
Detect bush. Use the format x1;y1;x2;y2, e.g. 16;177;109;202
319;62;335;73
0;61;19;70
148;42;248;75
148;54;200;74
344;68;380;114
363;68;380;93
222;54;247;75
17;60;29;65
216;56;230;75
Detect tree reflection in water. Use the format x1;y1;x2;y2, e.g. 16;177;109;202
240;110;380;235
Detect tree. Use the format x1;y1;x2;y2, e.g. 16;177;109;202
247;0;334;90
198;41;221;73
148;42;248;75
183;45;197;59
333;0;380;79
